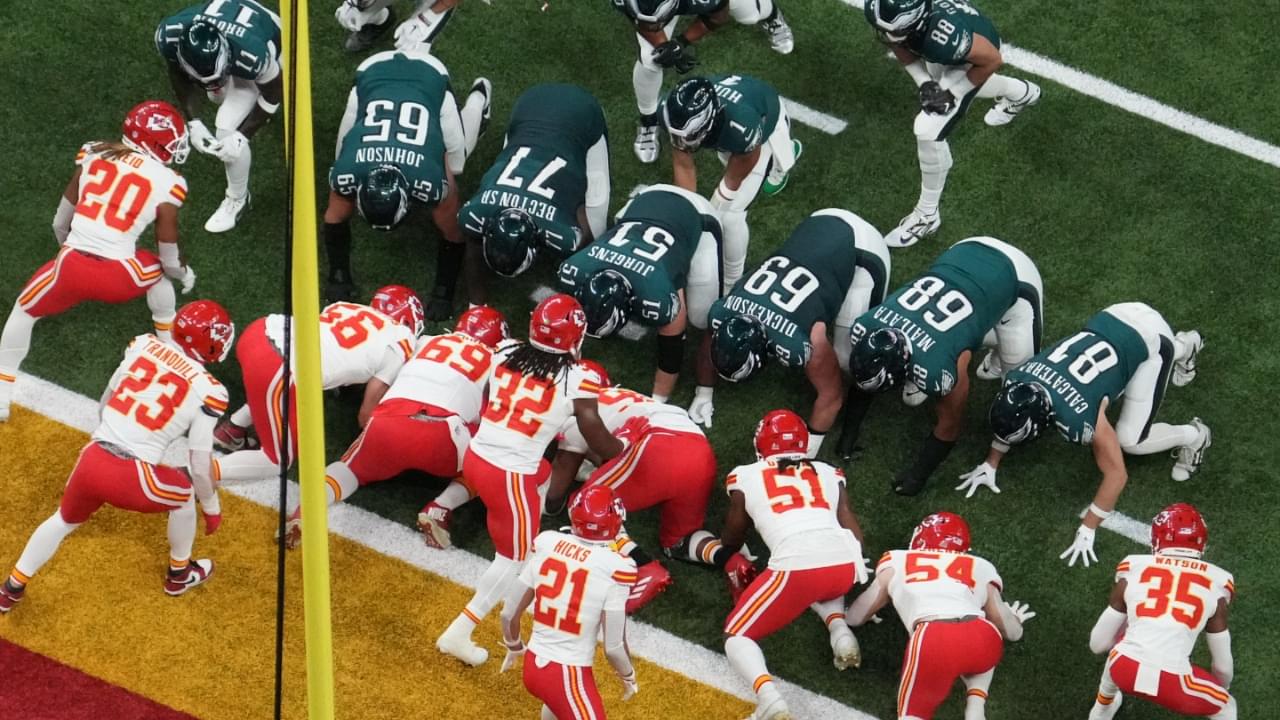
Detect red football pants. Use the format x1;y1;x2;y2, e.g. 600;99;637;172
897;618;1004;720
341;399;466;484
465;450;549;561
724;563;857;641
58;442;193;524
19;247;162;317
1105;652;1232;715
523;650;606;720
237;317;296;466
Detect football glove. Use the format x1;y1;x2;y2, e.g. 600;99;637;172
394;11;441;51
955;462;1000;497
1006;600;1036;623
335;0;381;32
688;386;715;428
724;553;759;602
652;38;698;74
500;640;525;673
1060;525;1098;567
919;81;957;115
615;416;652;450
164;264;197;294
619;671;639;701
188;120;220;155
213;131;249;162
203;511;222;536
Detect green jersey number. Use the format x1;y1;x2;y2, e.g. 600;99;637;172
1047;332;1119;384
929;0;980;47
743;257;819;313
496;147;567;200
204;0;261;27
899;276;973;332
362;100;431;146
609;222;675;262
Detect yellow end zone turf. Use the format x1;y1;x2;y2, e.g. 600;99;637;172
0;406;753;718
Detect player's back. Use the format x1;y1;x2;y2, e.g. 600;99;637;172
726;457;860;571
708;74;780;149
560;387;702;454
383;332;494;422
507;83;603;161
523;530;636;667
1114;554;1235;673
94;335;227;464
266;303;414;390
67;144;188;259
879;549;1002;630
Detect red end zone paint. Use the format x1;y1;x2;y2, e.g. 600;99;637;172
0;638;197;719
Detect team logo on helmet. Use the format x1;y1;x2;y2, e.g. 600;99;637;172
864;0;931;42
851;327;912;392
577;269;634;338
663;77;721;152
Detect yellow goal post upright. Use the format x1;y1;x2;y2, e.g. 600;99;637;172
279;0;336;718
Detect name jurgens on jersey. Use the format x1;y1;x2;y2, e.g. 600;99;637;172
586;245;657;277
355;146;426;169
722;295;801;338
478;189;558;222
1018;360;1092;416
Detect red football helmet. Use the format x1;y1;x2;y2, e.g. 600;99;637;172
1151;503;1208;556
371;285;425;337
172;300;235;364
754;409;809;459
529;293;587;356
569;485;626;541
910;512;971;553
455;305;509;348
122;100;189;165
578;359;612;388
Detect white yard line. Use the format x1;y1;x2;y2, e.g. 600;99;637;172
10;370;876;720
781;97;848;135
1080;507;1151;546
838;0;1280;168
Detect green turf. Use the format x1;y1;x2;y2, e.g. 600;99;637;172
3;1;1278;718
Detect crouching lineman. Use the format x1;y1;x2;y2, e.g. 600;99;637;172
863;0;1040;247
436;294;644;667
843;237;1042;495
1086;504;1236;720
324;49;490;318
0;301;234;613
281;306;509;548
662;74;800;281
156;0;283;232
462;84;611;291
334;0;460;54
0;101;198;423
960;302;1209;567
846;512;1034;720
613;0;794;163
213;286;424;481
720;410;866;720
699;209;891;456
557;184;725;398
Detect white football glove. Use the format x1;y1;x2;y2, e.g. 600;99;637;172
335;0;382;32
619;671;638;701
1060;525;1098;568
500;641;525;673
1006;600;1036;623
188;120;220;155
213;131;249;162
955;462;1000;497
394;12;439;51
855;555;872;585
688;386;714;428
164;264;197;294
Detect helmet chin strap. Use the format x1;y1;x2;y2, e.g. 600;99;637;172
1157;547;1204;559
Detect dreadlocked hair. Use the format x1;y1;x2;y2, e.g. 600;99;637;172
89;141;138;162
775;456;814;474
503;343;576;382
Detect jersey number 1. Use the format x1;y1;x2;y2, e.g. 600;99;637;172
533;557;589;635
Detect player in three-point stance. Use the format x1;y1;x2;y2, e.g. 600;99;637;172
0;301;235;613
0;100;197;423
1085;503;1236;720
500;485;640;719
846;512;1035;720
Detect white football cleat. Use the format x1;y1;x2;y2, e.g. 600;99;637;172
469;77;493;138
752;694;793;720
975;350;1003;380
902;381;927;407
761;12;794;55
984;80;1041;127
1088;691;1123;720
634;121;659;164
205;193;250;233
830;626;861;670
437;630;489;667
1171;418;1211;481
885;209;941;248
1172;330;1203;387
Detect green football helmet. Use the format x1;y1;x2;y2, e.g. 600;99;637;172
711;314;768;382
177;20;230;89
626;0;680;24
662;77;722;152
576;269;634;338
356;165;410;231
989;381;1055;446
483;208;540;277
864;0;931;42
850;327;912;392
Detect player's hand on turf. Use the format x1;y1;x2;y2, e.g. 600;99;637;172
919;81;957;115
1006;600;1036;623
500;640;525;673
188;120;219;155
203;512;222;536
619;671;639;701
164;264;197;294
213;131;249;162
652;39;698;73
955;462;1000;497
1059;525;1097;567
855;556;873;585
688;386;714;428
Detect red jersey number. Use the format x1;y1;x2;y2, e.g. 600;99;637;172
1133;567;1214;629
763;465;830;513
416;334;491;382
75;157;153;233
903;552;977;590
105;357;191;431
533;557;589;635
483;365;556;437
320;304;387;349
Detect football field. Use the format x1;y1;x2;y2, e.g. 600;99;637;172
2;1;1279;718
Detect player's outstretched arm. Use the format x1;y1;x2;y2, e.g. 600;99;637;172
166;64;205;121
1088;413;1129;527
574;398;627;461
672;148;698;193
187;413;223;534
1088;580;1128;654
834;486;865;545
805;329;844;442
356;378;391;428
546;449;587;513
1206;599;1233;687
602;604;638;699
717;490;752;557
956;443;1008;497
846;571;890;627
985;585;1034;642
500;585;535;672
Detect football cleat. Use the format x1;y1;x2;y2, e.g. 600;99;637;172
164;559;214;596
205;193;251;233
753;694;793;720
1172;331;1203;387
625;560;672;614
984;80;1042;127
902;381;927;407
762;140;803;196
760;12;795;55
213;420;249;452
344;6;396;53
417;502;453;549
282;516;303;550
885;209;941;248
0;580;25;613
1171;418;1211;482
437;629;489;666
975;350;1002;380
425;285;453;322
725;553;759;602
1088;691;1123;720
830;625;862;670
469;78;493;138
634;120;660;164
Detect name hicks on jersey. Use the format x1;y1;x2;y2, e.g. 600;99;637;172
1019;360;1091;416
356;145;425;169
723;295;800;338
872;305;937;353
586;245;655;277
479;189;557;222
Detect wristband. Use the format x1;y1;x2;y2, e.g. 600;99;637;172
904;60;932;87
990;438;1010;454
257;96;281;114
694;385;714;401
1088;503;1113;520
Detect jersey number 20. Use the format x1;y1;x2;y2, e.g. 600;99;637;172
76;158;153;233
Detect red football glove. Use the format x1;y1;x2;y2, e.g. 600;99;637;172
615;416;652;449
203;512;222;536
625;560;672;614
725;554;760;603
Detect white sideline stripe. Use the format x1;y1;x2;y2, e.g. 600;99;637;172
531;285;649;341
1080;507;1150;546
839;0;1280;168
781;97;848;135
9;370;875;720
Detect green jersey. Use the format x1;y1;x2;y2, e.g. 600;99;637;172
611;0;726;22
460;84;606;256
329;51;451;205
703;74;781;155
903;0;1000;66
557;187;711;327
709;214;861;368
1006;310;1148;445
155;0;282;82
851;241;1017;397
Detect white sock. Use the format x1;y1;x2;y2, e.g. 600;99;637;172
0;304;37;387
14;512;80;580
633;60;663;117
217;128;251;199
963;669;994;720
214;449;281;482
915;139;952;216
167;498;197;563
1210;698;1237;720
147;280;177;341
725;635;776;702
325;461;360;504
977;74;1028;100
1126;422;1200;454
811;598;845;631
460;88;486;157
229;404;253;428
435;480;472;510
460;554;521;626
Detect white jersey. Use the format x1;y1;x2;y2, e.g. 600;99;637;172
1112;554;1235;674
877;549;1003;631
93;334;227;465
520;530;636;667
382;332;495;422
265;302;415;390
66;143;188;260
469;352;604;474
725;457;862;571
559;386;702;455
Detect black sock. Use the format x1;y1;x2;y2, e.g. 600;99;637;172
893;434;956;496
434;240;465;299
764;4;780;22
837;387;875;460
629;547;653;567
639;111;659;127
323;221;353;283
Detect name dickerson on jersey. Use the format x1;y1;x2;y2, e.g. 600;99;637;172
722;295;801;338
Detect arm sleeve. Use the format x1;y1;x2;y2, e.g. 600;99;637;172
335;87;360;159
1088;606;1127;654
440;90;467;176
187;413;220;513
1207;630;1233;687
53;196;75;245
601;586;634;677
